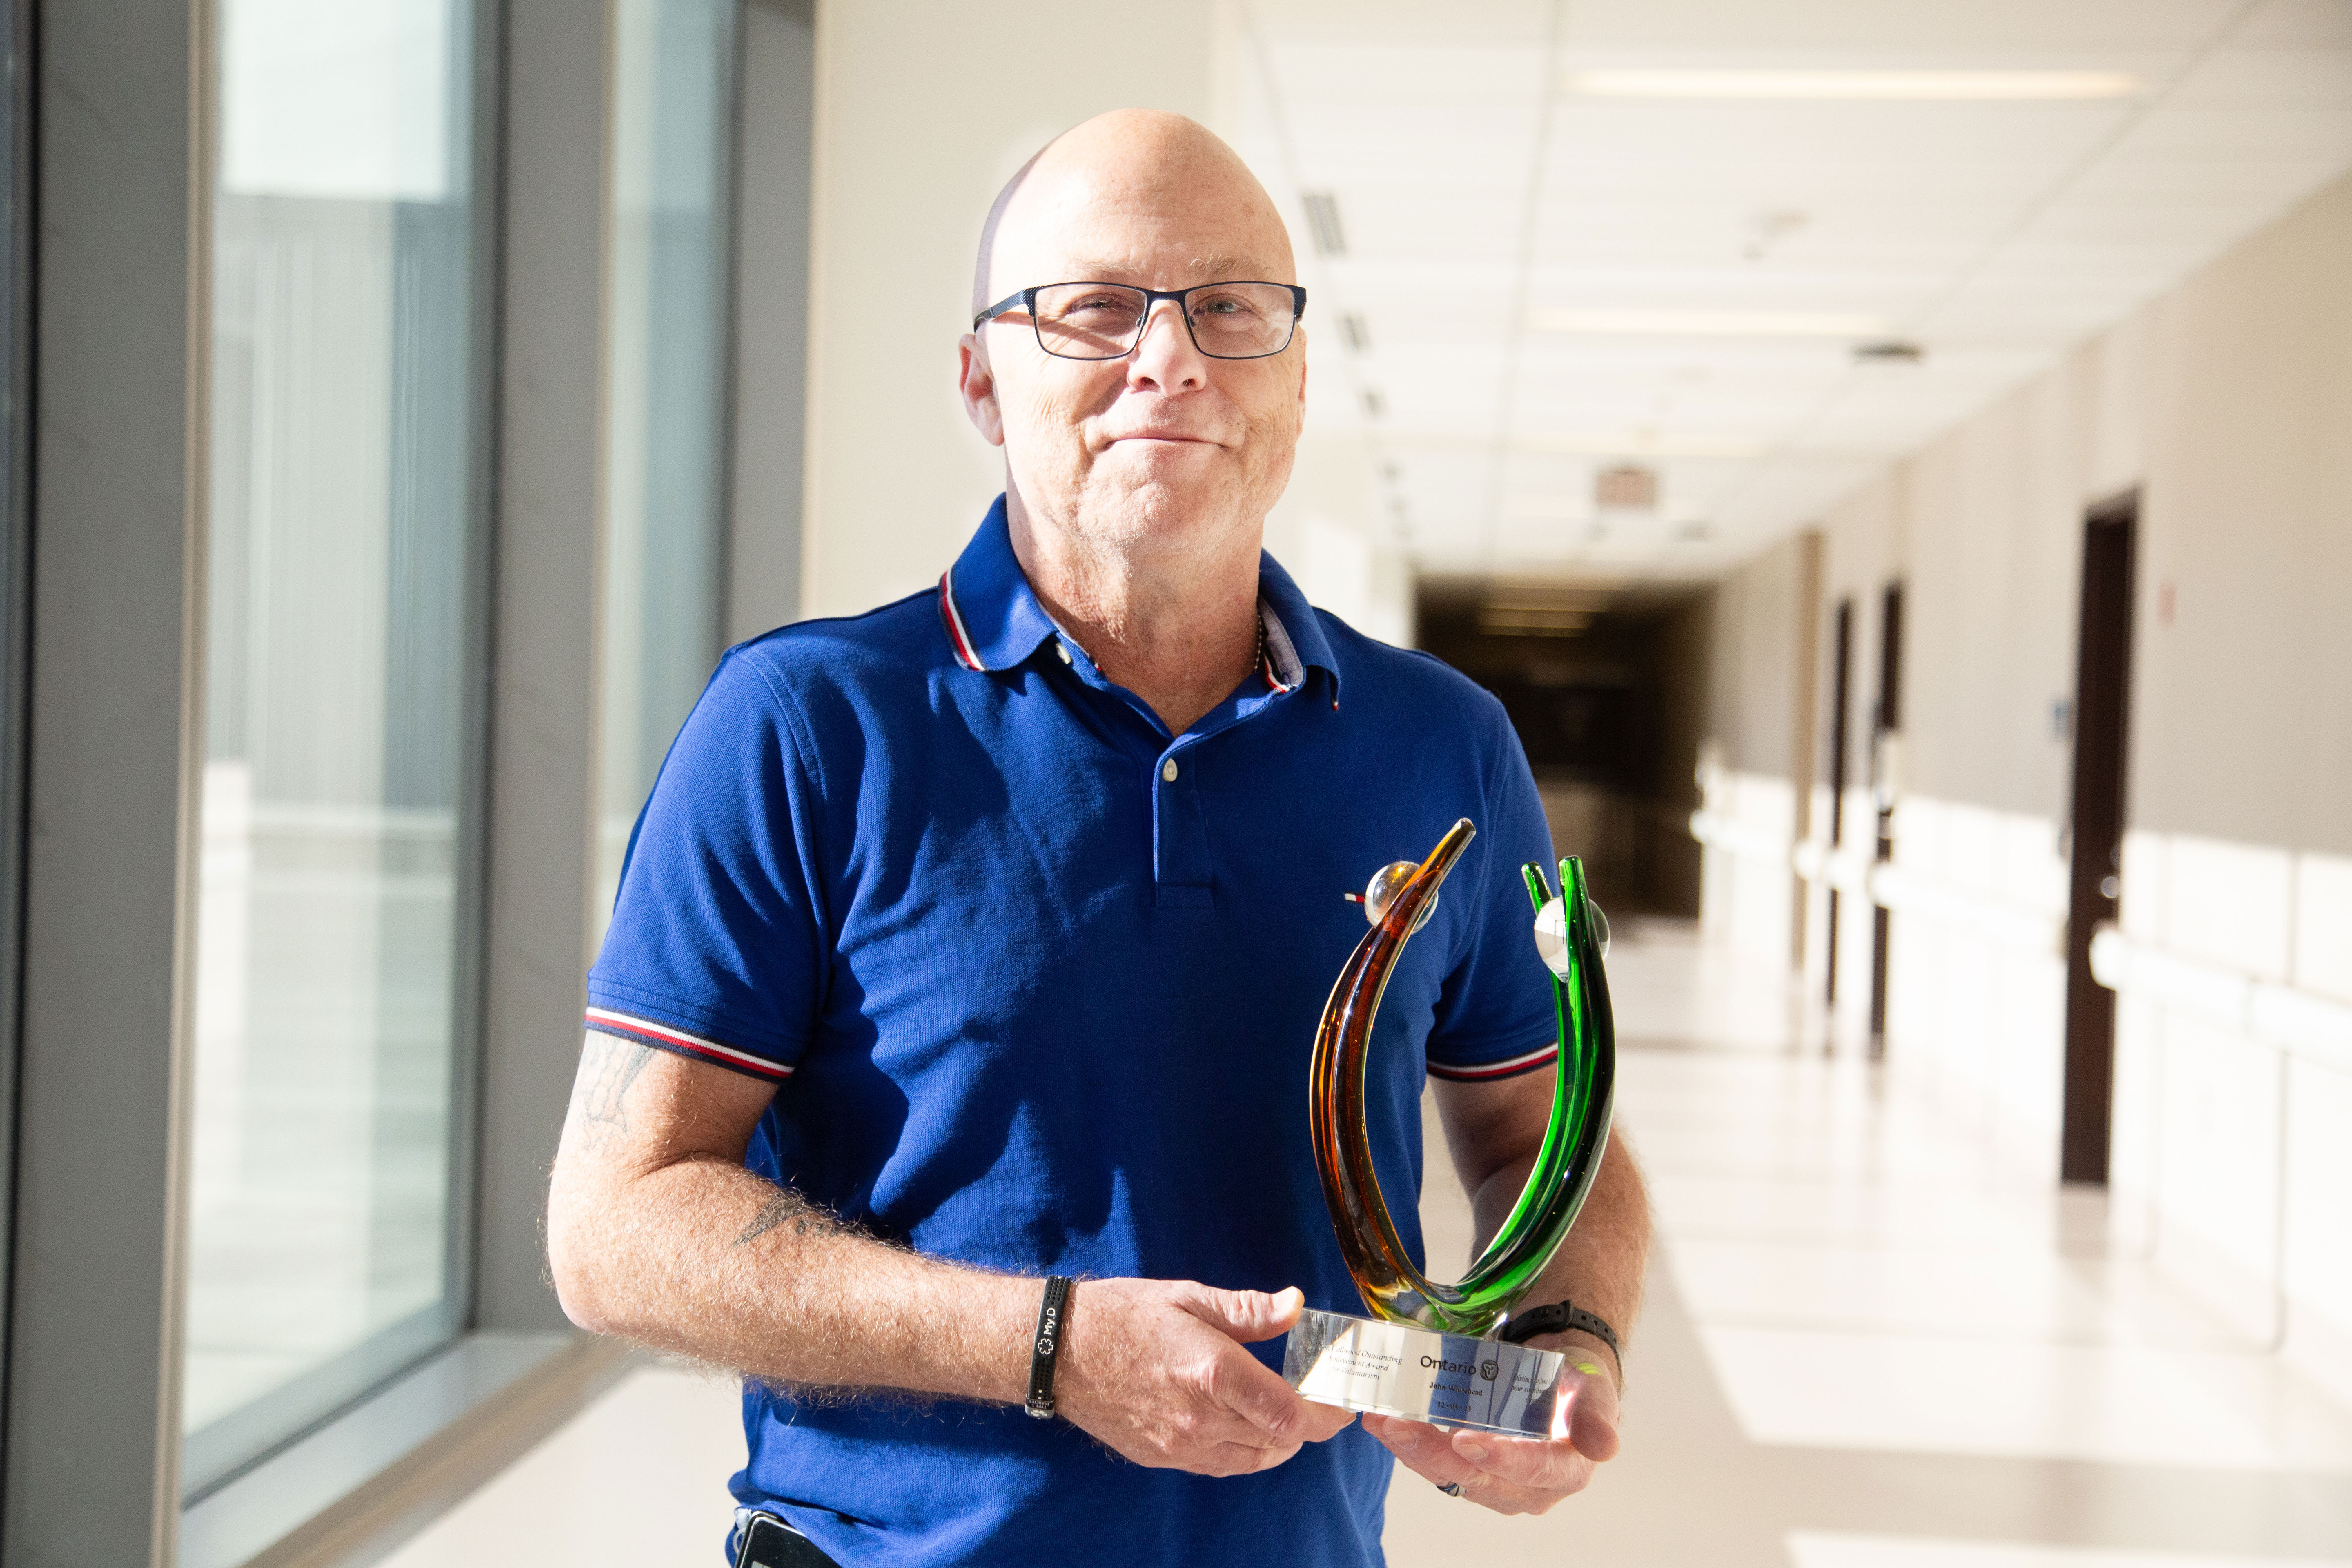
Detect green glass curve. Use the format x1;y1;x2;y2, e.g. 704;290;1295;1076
1307;818;1617;1337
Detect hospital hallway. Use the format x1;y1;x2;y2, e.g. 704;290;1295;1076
370;921;2352;1568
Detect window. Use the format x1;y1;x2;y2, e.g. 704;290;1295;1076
594;0;741;923
183;0;486;1496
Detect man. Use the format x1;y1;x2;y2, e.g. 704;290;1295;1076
548;109;1650;1568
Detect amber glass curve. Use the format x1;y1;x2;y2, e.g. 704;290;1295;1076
1307;819;1617;1337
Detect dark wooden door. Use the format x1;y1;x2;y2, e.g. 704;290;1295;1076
1824;599;1853;1005
1869;581;1902;1055
2061;497;2138;1183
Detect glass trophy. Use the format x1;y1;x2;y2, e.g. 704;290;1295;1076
1280;818;1616;1439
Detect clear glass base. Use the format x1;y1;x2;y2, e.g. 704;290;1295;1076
1281;1307;1570;1439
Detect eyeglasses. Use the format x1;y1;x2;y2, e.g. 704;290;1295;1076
973;281;1307;361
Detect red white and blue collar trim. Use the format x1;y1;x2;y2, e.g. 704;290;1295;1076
584;1007;792;1082
938;568;985;671
939;561;1305;694
1258;600;1303;693
1426;1042;1559;1083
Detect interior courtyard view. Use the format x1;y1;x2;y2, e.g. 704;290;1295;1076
4;1;2351;1565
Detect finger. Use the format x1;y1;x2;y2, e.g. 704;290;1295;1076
1556;1357;1621;1461
1219;1437;1305;1475
1452;1432;1592;1495
1570;1392;1621;1462
1208;1345;1328;1441
1180;1283;1305;1344
1359;1413;1480;1489
1450;1471;1559;1517
1290;1399;1358;1442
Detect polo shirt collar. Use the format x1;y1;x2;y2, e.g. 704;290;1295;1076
938;494;1343;699
936;497;1060;673
1251;546;1339;700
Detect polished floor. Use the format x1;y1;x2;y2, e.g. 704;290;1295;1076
379;923;2352;1567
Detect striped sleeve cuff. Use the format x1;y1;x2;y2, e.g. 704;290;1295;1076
584;1007;794;1082
1427;1041;1559;1083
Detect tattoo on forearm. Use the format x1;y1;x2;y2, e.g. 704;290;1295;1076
569;1035;655;1152
732;1192;851;1247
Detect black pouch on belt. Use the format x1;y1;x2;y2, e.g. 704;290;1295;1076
734;1510;841;1568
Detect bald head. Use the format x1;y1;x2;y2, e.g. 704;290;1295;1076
973;110;1294;317
956;108;1307;616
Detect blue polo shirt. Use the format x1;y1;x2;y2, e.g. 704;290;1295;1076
586;499;1560;1568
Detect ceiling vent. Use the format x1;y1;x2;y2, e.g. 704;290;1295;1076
1594;464;1659;511
1853;339;1926;365
1302;192;1347;257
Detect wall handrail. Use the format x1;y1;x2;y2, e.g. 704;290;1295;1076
2089;924;2352;1076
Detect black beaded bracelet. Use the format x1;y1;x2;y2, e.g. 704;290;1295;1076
1025;1276;1073;1419
1499;1299;1621;1379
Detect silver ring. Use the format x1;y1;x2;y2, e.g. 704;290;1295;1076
1437;1481;1464;1498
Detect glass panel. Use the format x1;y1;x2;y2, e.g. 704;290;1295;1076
594;0;738;925
0;0;24;1378
185;0;481;1496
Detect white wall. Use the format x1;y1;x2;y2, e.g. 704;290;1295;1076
797;1;1214;621
1692;532;1811;967
1699;170;2352;1399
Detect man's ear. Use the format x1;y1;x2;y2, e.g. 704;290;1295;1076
958;333;1007;448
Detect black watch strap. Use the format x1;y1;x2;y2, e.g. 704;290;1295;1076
1499;1299;1621;1376
1025;1276;1074;1419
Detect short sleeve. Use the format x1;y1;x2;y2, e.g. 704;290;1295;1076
1423;701;1562;1083
584;649;829;1082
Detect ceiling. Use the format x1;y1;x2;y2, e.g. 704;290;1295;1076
1227;0;2352;584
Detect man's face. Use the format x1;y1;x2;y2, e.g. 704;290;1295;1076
961;144;1306;564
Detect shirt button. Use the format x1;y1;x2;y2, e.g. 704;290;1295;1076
1162;758;1179;782
1056;643;1072;665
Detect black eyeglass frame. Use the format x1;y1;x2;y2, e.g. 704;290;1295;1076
972;281;1309;361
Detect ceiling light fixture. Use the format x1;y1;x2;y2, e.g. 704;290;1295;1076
1561;67;2143;100
1519;432;1768;459
1595;465;1659;511
1533;307;1885;337
1477;608;1595;636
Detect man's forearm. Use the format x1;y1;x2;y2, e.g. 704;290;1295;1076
547;1038;1037;1402
1470;1136;1650;1370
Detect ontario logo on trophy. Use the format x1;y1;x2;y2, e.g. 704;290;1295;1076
1281;818;1617;1438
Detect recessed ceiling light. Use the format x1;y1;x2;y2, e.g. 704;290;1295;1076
1504;495;1587;521
1532;307;1885;337
1561;68;2143;100
1519;432;1768;459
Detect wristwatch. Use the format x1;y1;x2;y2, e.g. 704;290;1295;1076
1499;1298;1621;1379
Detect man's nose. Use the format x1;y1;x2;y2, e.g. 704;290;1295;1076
1126;298;1207;387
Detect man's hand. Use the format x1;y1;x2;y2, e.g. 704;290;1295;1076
1359;1343;1619;1515
1055;1281;1356;1477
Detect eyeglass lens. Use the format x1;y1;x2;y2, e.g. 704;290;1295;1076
1030;283;1298;361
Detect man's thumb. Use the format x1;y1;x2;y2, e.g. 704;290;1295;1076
1187;1285;1307;1344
